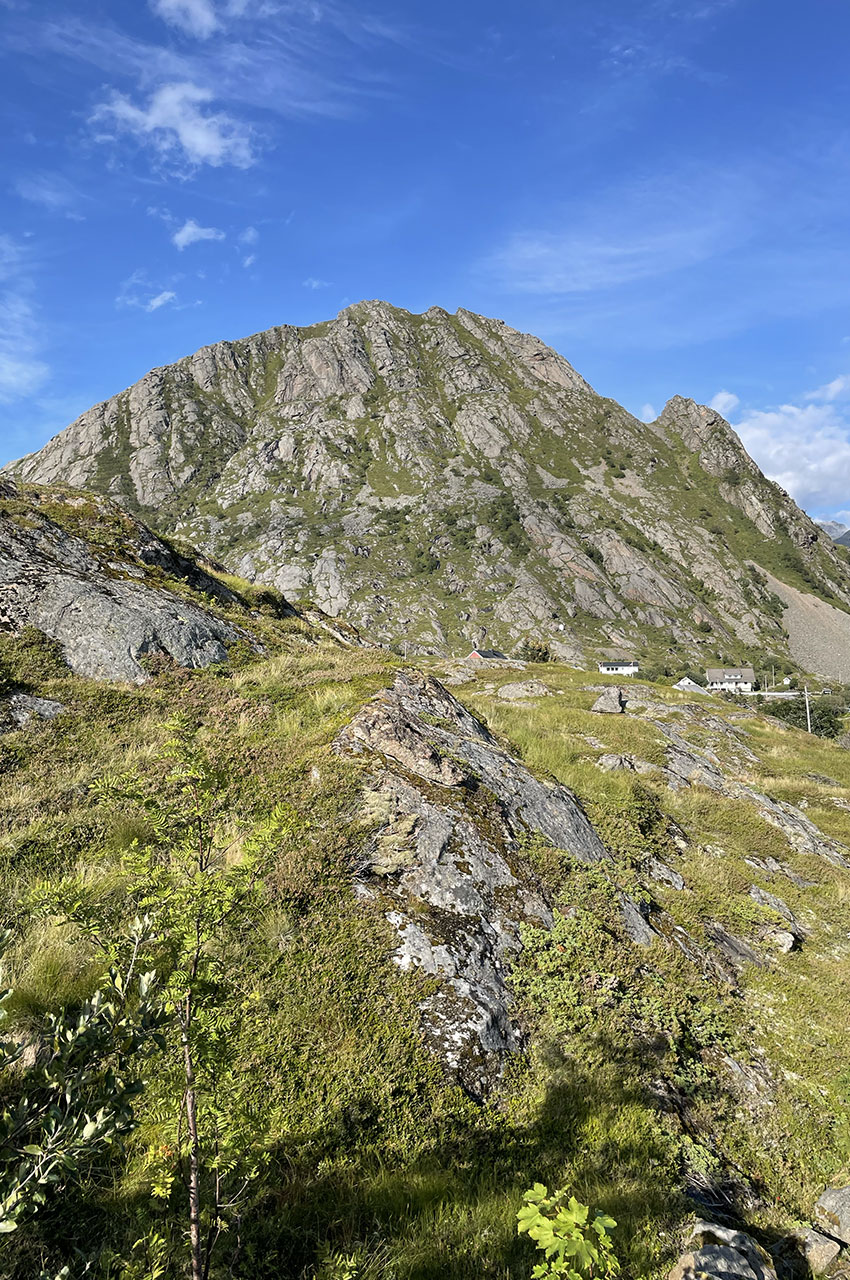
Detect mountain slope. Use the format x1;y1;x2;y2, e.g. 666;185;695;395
4;555;850;1277
10;301;850;668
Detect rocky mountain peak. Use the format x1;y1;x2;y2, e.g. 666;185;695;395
7;304;850;671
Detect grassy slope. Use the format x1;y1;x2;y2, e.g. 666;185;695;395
2;617;850;1277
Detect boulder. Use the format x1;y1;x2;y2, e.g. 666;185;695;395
794;1227;841;1273
816;1187;850;1245
591;686;625;714
497;679;551;701
667;1221;777;1280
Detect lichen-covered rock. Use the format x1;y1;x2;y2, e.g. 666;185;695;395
667;1221;778;1280
496;679;551;700
795;1227;842;1273
816;1187;850;1245
335;670;608;1094
1;693;66;731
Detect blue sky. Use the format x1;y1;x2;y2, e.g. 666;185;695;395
3;0;850;520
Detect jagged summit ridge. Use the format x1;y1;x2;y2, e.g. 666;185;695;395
8;301;849;667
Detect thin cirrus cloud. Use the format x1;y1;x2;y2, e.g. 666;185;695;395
90;81;255;170
0;237;50;404
805;374;850;403
13;171;86;219
481;174;748;296
302;277;331;290
115;270;178;313
172;218;225;250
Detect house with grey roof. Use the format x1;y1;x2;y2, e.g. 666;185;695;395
705;666;756;693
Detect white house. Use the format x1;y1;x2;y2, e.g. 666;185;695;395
673;676;711;696
705;666;756;693
597;656;639;676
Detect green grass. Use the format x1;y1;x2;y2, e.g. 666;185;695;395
5;607;850;1279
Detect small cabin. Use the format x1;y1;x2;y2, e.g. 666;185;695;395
597;656;639;676
705;666;756;693
467;648;508;662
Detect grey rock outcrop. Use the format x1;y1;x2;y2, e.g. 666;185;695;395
667;1221;778;1280
0;481;258;683
335;670;609;1094
497;679;551;701
816;1187;850;1245
591;686;626;714
795;1227;842;1273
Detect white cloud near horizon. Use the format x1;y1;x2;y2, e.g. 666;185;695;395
733;399;850;516
151;0;220;39
172;217;225;250
91;81;255;170
805;374;850;403
710;389;739;416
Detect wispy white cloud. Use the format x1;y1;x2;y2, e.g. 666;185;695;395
13;172;86;219
710;389;739;416
242;254;256;268
146;289;177;311
91;81;255;170
151;0;219;39
481;172;748;295
172;217;225;249
116;269;178;313
805;374;850;402
302;276;330;289
639;402;656;421
238;225;259;245
0;237;49;403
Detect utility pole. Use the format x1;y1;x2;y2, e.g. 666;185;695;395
804;684;812;734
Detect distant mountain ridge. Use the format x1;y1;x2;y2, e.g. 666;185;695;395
9;300;850;669
817;519;849;541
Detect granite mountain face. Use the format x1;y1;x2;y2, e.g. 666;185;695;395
10;300;850;667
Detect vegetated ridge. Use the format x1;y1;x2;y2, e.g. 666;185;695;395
2;479;850;1278
9;301;850;675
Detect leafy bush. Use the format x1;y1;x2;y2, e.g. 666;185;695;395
517;1184;619;1280
520;640;551;663
485;495;530;554
767;696;843;738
